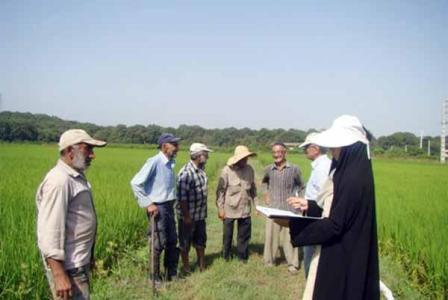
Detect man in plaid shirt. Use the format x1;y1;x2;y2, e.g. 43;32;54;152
176;143;212;273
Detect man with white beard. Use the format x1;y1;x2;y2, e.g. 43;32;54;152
36;129;106;300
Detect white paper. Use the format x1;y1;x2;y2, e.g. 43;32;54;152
256;205;323;220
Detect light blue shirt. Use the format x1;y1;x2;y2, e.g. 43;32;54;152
304;154;332;202
130;152;176;208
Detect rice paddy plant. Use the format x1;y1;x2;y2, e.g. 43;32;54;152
1;144;447;298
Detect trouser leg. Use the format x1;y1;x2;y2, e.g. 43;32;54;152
303;246;314;277
163;203;178;278
264;218;281;265
281;226;299;269
222;218;235;260
237;217;251;261
148;201;178;279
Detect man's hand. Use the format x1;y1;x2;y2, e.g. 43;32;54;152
146;204;159;216
218;208;225;220
287;197;308;212
54;271;72;300
183;214;192;226
273;218;289;227
264;194;270;205
47;258;72;300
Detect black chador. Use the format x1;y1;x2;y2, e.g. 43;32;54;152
290;142;380;300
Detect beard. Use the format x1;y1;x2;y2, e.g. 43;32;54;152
72;148;90;171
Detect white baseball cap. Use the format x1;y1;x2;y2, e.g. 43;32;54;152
299;132;320;148
58;129;107;151
190;143;213;155
313;115;369;148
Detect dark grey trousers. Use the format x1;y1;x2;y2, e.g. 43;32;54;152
147;201;179;278
222;217;251;261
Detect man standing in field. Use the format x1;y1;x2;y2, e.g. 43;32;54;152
262;142;304;274
36;129;107;300
295;132;331;278
216;145;257;262
130;133;181;287
176;143;212;274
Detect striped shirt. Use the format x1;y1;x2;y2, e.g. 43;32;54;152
261;161;304;211
176;161;208;221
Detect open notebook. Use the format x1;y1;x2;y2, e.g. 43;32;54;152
256;205;323;220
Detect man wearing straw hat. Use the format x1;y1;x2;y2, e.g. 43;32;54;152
36;129;107;300
216;145;257;262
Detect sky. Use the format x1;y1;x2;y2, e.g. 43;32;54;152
1;0;447;137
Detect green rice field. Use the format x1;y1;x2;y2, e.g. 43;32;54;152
0;144;447;299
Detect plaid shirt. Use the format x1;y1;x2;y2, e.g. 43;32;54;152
176;161;208;221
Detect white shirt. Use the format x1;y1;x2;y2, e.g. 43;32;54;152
304;155;332;202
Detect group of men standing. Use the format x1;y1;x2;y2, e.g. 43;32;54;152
36;129;331;299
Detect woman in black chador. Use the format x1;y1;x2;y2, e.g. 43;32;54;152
287;115;380;300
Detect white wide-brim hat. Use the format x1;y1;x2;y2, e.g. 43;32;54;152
227;145;256;166
313;115;369;148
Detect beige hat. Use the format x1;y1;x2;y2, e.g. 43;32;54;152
227;145;256;166
190;143;213;155
299;132;319;148
58;129;107;151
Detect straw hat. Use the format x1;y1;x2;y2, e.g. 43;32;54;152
227;145;256;166
313;115;369;148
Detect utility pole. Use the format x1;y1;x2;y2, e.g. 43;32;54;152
428;140;431;156
442;100;448;163
420;130;423;149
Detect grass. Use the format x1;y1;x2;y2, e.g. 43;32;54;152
0;144;446;299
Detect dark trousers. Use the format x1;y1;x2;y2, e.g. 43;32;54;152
147;201;178;278
223;217;251;261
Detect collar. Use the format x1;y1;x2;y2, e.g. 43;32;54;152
231;164;247;171
188;160;203;172
57;159;82;178
311;154;329;169
158;151;175;166
271;161;291;170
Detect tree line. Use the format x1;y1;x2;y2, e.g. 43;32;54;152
0;111;442;157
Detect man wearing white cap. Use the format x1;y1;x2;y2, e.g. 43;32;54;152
176;143;212;273
296;133;331;278
36;129;106;300
216;145;257;262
